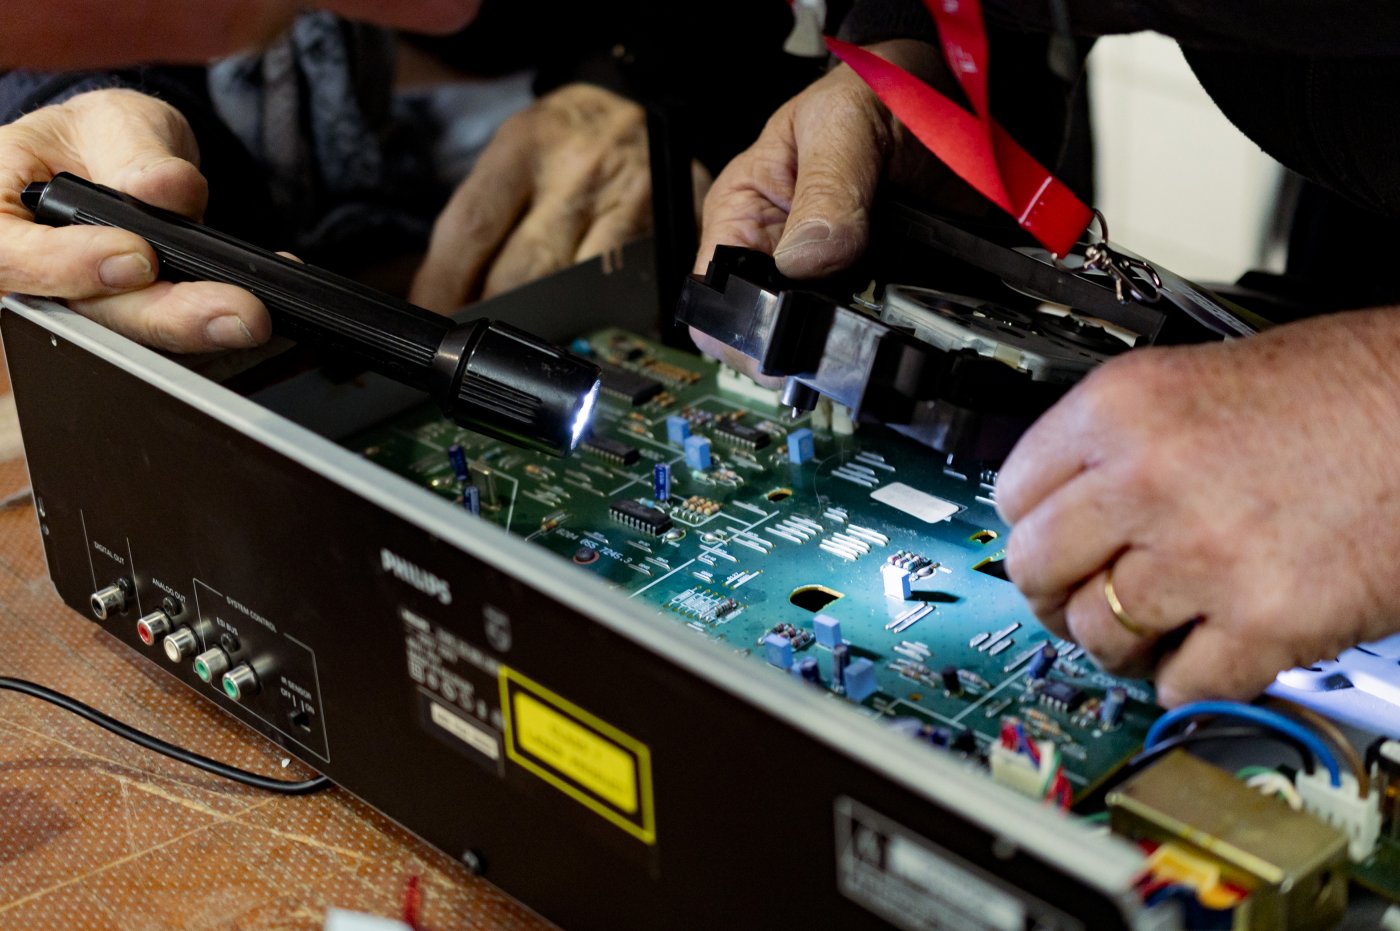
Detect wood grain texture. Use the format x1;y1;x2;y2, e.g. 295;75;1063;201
0;453;553;931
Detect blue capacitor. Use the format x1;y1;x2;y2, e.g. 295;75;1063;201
763;633;794;669
666;415;692;445
652;462;671;502
844;658;877;702
786;427;815;464
463;484;480;516
684;435;712;470
814;613;842;648
1027;643;1058;681
447;443;469;482
831;643;850;688
1101;686;1128;727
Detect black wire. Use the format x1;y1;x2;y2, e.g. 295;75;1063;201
1125;723;1315;777
1073;722;1315;814
0;676;331;795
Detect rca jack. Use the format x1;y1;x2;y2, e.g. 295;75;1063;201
135;610;172;646
90;581;129;620
163;628;198;663
192;648;230;685
222;664;260;702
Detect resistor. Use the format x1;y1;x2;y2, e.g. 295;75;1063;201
447;443;469;482
1027;643;1058;681
539;510;568;532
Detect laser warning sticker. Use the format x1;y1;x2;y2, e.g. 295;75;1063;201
499;666;656;844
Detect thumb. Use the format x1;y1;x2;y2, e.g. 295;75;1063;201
66;89;209;220
772;79;889;279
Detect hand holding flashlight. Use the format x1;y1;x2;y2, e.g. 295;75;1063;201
23;173;600;456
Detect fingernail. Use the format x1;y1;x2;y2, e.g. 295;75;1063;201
205;315;256;349
98;252;154;289
774;219;831;256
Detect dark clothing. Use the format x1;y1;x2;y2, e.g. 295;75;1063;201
842;0;1400;303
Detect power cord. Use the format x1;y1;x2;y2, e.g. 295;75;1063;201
0;676;331;795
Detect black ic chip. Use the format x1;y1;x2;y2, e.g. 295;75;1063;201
599;363;663;406
610;498;673;535
1039;680;1085;711
714;421;771;449
584;435;640;465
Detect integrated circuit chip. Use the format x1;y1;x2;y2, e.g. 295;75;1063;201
714;421;771;449
1039;680;1085;712
610;498;673;536
583;435;640;466
599;363;664;406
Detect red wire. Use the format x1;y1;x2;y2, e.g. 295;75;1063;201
402;875;423;930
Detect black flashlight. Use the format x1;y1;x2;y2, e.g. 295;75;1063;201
22;173;601;457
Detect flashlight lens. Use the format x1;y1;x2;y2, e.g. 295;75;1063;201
571;381;601;450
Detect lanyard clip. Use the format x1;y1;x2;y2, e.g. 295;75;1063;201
1080;211;1162;304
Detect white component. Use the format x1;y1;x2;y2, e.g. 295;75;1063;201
1381;738;1400;767
831;403;856;435
783;0;828;57
1382;904;1400;931
988;740;1057;799
881;564;912;600
871;482;961;524
811;397;833;432
716;364;784;407
1296;770;1382;862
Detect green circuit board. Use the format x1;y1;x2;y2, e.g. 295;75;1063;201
347;328;1161;800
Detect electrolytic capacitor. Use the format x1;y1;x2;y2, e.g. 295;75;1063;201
941;665;962;695
653;462;671;502
463;484;480;515
448;443;469;482
1101;686;1127;727
793;657;820;684
831;643;850;688
1027;643;1058;681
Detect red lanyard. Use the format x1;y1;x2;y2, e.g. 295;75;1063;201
823;0;1093;258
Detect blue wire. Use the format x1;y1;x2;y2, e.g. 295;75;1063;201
1144;701;1341;786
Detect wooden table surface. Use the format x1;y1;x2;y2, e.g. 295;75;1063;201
0;345;553;930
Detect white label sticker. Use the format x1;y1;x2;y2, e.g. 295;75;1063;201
871;482;961;523
429;701;501;761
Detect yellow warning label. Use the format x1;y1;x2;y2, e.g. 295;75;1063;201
499;666;655;844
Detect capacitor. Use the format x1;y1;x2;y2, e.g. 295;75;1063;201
447;443;469;482
683;435;711;470
1101;686;1127;728
831;643;850;688
463;484;480;515
1027;643;1058;681
793;657;820;684
941;665;962;695
666;415;692;445
653;462;671;502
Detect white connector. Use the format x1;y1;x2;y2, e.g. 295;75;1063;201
716;365;784;407
989;739;1058;799
1295;770;1382;862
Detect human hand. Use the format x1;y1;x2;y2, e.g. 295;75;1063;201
996;310;1400;706
411;83;682;312
1;88;271;351
690;39;953;375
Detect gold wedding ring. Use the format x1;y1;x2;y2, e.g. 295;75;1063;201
1103;566;1148;637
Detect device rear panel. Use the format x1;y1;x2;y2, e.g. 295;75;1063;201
3;311;1134;930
